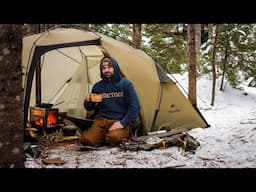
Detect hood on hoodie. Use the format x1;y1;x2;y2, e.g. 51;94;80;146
100;56;122;83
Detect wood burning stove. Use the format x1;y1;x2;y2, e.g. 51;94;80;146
30;106;59;133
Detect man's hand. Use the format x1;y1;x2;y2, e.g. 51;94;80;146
85;93;91;101
109;121;124;131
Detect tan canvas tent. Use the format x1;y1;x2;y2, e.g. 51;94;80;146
22;27;209;133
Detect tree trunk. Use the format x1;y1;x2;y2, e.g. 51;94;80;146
187;24;197;106
220;47;228;91
210;24;219;106
208;24;214;43
0;24;24;168
25;24;36;35
195;24;201;55
220;31;229;91
132;24;142;49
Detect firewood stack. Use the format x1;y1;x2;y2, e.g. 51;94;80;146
119;129;200;152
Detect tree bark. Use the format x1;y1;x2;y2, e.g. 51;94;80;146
132;24;142;49
187;24;197;106
210;24;219;106
220;30;229;92
25;24;36;35
195;24;201;55
0;24;24;167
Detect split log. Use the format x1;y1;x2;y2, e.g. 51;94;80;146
131;128;188;142
42;157;66;165
185;134;200;151
56;135;80;143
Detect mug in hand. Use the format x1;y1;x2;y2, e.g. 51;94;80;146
90;93;103;102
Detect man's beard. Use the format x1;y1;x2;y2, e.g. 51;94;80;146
103;72;113;79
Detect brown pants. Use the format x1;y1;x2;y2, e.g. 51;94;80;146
81;118;133;147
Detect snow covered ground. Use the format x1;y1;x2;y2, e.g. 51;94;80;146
25;73;256;168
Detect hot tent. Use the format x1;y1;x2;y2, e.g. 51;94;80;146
22;27;209;133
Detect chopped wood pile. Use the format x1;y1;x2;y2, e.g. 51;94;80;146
120;129;200;152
